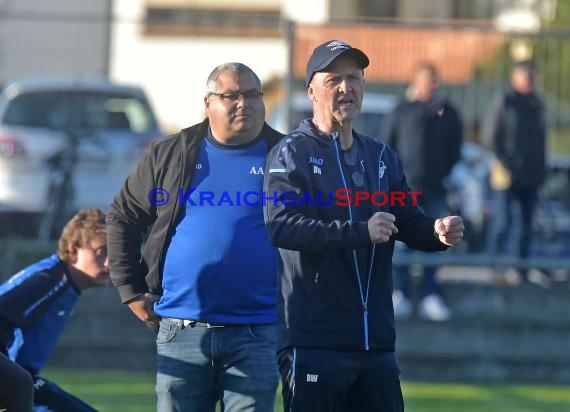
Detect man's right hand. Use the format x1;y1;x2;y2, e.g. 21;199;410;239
126;293;161;328
368;212;398;244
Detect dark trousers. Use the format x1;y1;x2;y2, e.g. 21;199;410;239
33;376;97;412
394;193;448;299
278;347;404;412
487;187;538;259
0;352;34;412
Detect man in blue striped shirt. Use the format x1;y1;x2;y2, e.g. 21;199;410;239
0;208;109;412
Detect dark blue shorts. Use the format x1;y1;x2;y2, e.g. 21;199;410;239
279;347;404;412
33;376;97;412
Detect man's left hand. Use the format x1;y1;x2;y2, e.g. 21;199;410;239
434;216;464;246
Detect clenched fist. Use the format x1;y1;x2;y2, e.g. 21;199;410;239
368;212;399;244
434;215;464;246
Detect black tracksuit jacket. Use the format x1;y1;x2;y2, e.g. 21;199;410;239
264;120;448;352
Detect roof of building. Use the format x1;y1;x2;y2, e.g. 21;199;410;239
293;23;504;84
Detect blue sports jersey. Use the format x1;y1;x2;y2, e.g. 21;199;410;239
0;254;80;375
156;132;278;324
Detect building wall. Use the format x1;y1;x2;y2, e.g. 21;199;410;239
282;0;329;24
0;0;554;132
396;0;455;19
110;0;286;132
0;0;110;83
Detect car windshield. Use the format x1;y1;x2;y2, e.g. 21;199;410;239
2;90;157;133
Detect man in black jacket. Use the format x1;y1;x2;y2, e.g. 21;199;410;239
482;60;546;281
264;40;464;412
385;61;463;321
107;62;284;412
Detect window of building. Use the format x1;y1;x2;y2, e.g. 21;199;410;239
145;7;282;37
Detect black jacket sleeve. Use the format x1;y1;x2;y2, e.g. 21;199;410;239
443;103;463;178
481;92;506;162
383;108;398;150
106;146;159;303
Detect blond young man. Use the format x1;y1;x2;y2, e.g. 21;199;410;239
0;208;108;412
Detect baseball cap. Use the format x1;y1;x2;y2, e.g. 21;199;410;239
305;40;370;87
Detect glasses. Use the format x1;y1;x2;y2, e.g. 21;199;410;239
208;90;263;102
343;146;365;188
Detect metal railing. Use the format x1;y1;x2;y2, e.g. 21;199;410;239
1;238;568;282
393;250;570;271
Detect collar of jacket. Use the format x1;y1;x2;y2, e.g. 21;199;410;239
298;118;367;149
506;87;541;108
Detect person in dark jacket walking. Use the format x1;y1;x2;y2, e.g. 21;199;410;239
385;61;463;321
264;40;464;412
0;208;108;412
481;60;546;281
106;62;284;412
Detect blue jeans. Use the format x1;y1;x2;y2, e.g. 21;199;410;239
394;193;448;299
156;318;279;412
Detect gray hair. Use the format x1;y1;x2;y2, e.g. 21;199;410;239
206;62;262;93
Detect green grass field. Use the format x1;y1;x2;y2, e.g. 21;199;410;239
43;368;570;412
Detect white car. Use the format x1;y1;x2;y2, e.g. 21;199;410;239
0;78;163;237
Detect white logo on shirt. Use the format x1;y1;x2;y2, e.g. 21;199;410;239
249;166;264;175
306;374;319;382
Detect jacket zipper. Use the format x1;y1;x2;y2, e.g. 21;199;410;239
333;135;374;351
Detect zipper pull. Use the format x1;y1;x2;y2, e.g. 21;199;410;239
363;305;369;351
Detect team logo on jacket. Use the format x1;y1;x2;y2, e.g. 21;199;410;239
379;161;387;179
309;156;324;175
309;156;324;165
